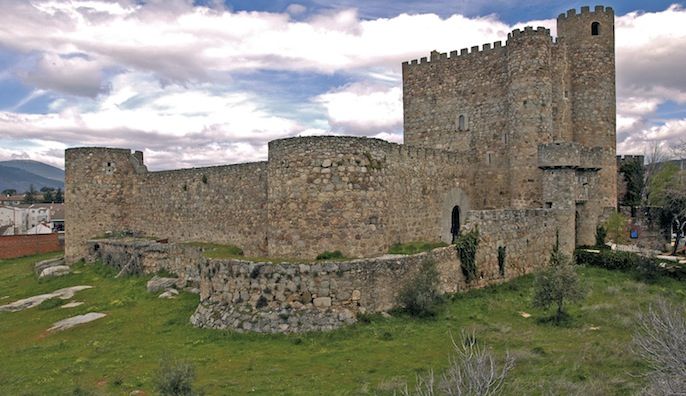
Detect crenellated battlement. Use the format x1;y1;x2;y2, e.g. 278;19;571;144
402;39;505;67
557;5;614;21
507;26;552;41
402;26;553;69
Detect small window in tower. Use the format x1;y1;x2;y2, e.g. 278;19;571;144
591;22;600;36
457;114;466;131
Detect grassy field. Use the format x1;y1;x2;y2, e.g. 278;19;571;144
1;253;685;395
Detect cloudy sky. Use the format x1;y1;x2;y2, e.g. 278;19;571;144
0;0;684;170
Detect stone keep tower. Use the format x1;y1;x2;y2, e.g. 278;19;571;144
557;6;617;211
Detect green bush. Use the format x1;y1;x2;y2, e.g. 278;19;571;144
388;241;448;255
38;297;66;310
595;225;607;248
155;358;197;396
316;250;345;260
575;249;686;282
455;229;479;283
533;236;586;324
604;212;629;244
397;261;443;318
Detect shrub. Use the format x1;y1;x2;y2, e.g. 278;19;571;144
533;237;586;324
595;225;607;248
155;358;197;396
398;260;442;318
634;299;686;395
38;297;66;310
401;331;514;396
604;212;629;244
316;250;344;260
575;249;683;282
455;229;479;283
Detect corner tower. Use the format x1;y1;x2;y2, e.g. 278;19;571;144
557;5;617;209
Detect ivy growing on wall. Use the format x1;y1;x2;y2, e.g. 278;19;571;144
497;245;506;277
455;228;479;283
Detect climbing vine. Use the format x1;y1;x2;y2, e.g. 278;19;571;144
455;228;479;283
497;245;506;277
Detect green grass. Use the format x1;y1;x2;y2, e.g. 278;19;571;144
1;253;685;395
315;250;346;260
184;242;244;259
388;241;449;255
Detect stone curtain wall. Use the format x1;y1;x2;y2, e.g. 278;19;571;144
465;209;561;279
130;162;268;257
267;136;476;259
65;147;269;262
0;234;62;259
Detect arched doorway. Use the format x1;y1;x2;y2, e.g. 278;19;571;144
451;206;461;243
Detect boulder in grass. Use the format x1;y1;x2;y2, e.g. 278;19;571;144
34;257;65;275
146;276;178;293
39;265;71;279
48;312;106;332
158;289;179;299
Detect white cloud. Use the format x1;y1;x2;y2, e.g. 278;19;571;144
0;1;683;166
315;82;402;134
0;72;304;169
286;4;307;16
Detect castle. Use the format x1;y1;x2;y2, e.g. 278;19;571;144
66;6;617;332
65;5;616;263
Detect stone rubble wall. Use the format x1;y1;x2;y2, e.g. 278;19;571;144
81;206;558;334
86;239;204;288
191;247;464;333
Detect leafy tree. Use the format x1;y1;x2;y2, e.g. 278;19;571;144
39;186;55;193
647;163;680;207
43;189;54;203
619;159;644;207
23;184;37;204
604;212;629;244
532;234;586;324
54;188;64;203
2;188;16;196
646;158;686;253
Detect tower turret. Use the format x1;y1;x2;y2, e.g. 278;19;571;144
557;5;616;209
505;27;554;208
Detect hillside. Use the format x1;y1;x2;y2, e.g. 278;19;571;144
1;253;684;394
0;164;64;193
0;160;64;182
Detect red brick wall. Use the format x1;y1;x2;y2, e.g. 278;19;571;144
0;234;63;259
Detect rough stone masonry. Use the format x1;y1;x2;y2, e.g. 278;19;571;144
67;6;617;332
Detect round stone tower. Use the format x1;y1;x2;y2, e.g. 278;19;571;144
505;27;554;209
557;5;617;209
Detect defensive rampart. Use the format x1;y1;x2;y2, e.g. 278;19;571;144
86;205;559;333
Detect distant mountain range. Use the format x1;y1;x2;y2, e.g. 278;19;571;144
0;160;64;193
